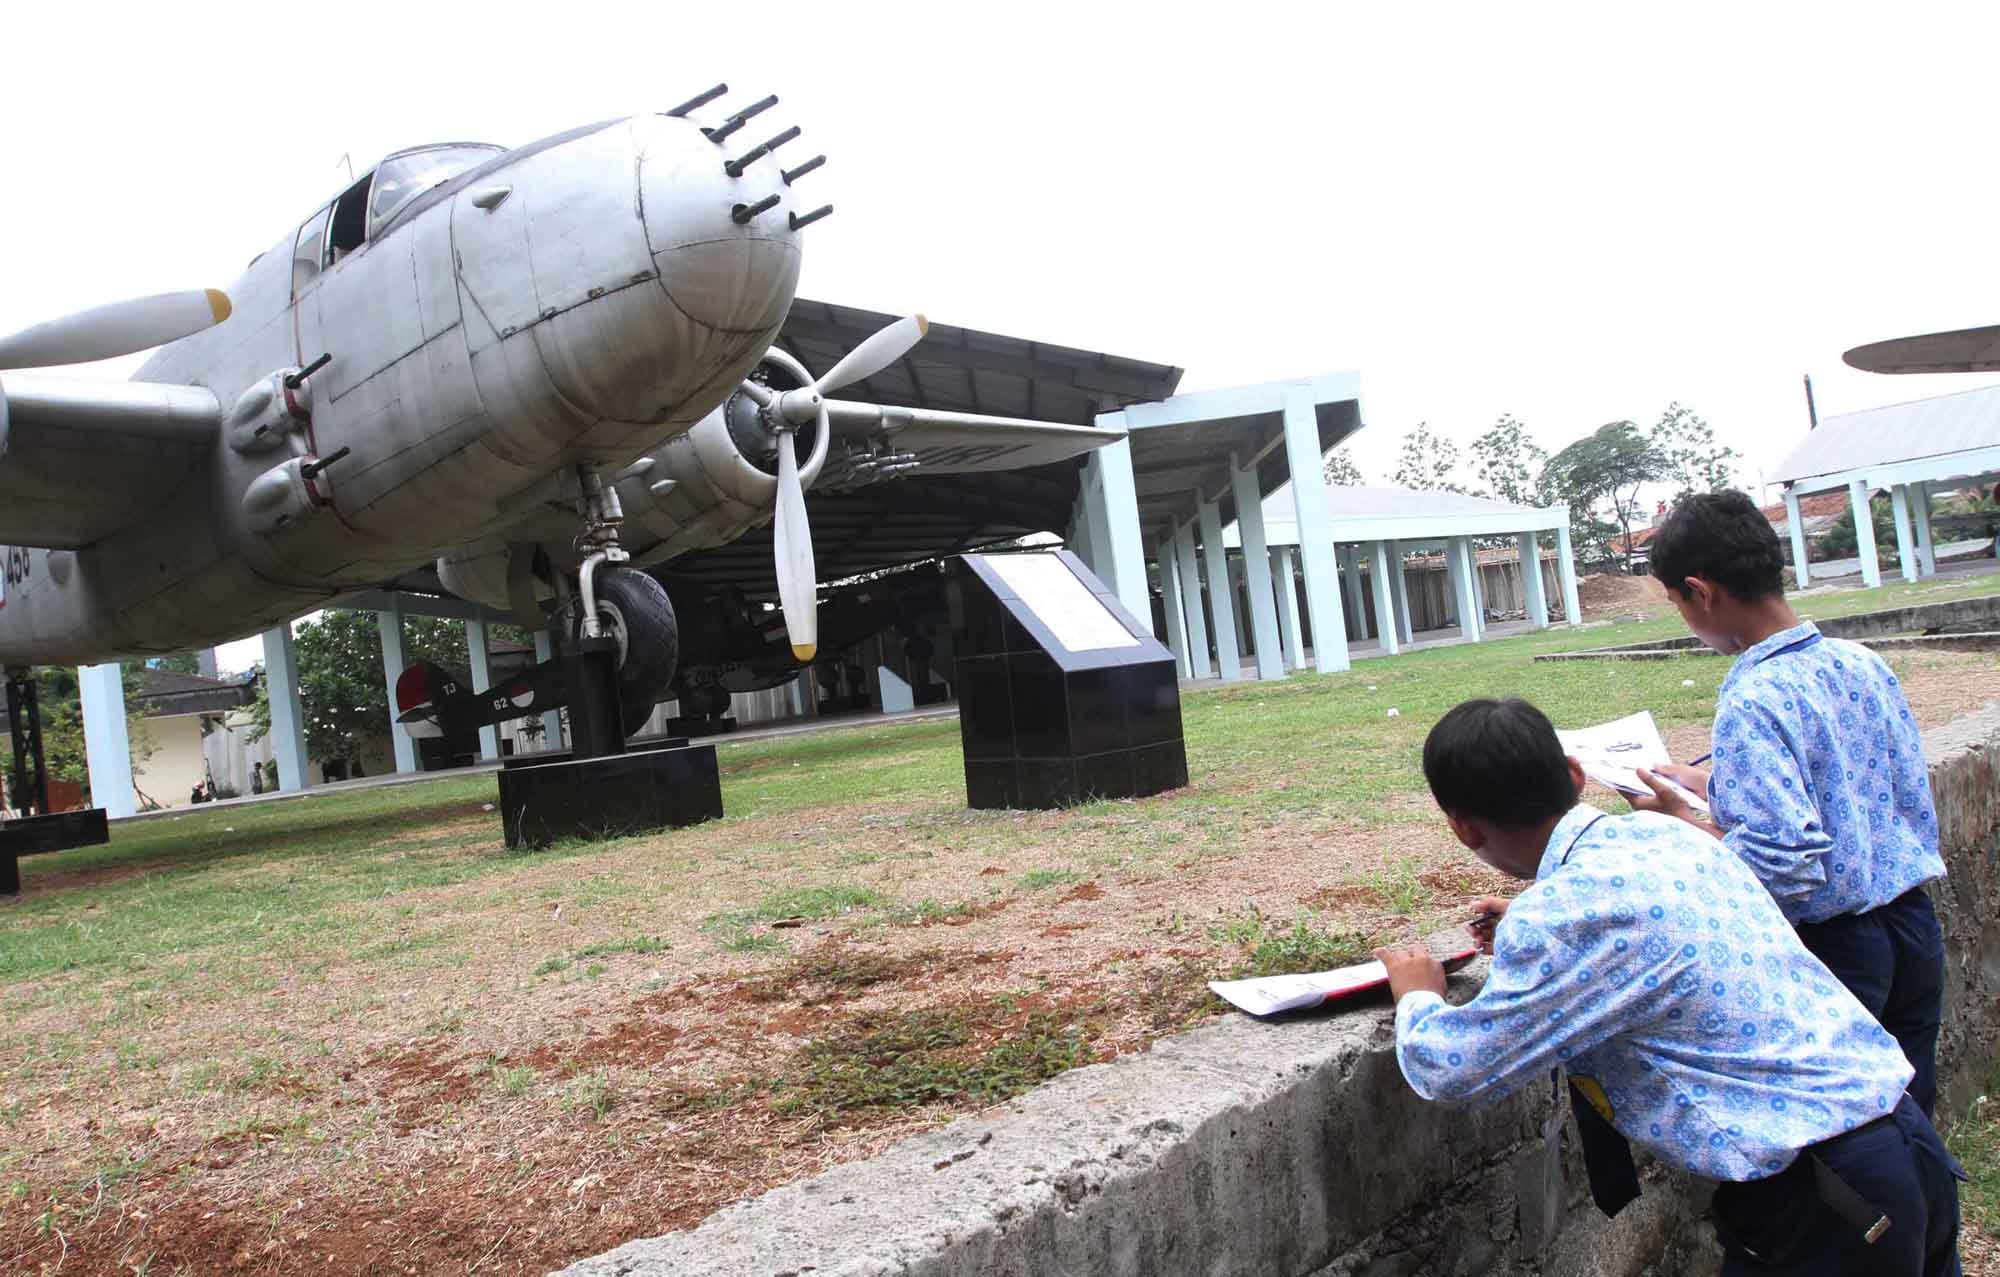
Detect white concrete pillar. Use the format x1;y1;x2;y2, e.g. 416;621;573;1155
1849;479;1882;588
1084;430;1152;624
1783;488;1811;587
1159;545;1191;678
1282;387;1349;672
1273;547;1306;672
377;601;418;774
1231;458;1286;680
1913;483;1937;577
1890;484;1919;583
466;616;500;761
1174;521;1212;678
1368;541;1401;656
532;629;564;750
1449;537;1484;642
77;663;136;818
1519;532;1550;629
1198;497;1243;681
261;622;310;792
1387;543;1414;643
1555;525;1583;625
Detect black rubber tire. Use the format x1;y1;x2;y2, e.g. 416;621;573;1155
574;566;679;737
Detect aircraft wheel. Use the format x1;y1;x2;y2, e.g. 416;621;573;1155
576;567;679;736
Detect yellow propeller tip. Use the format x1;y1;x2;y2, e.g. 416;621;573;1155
913;314;929;335
205;289;232;323
791;644;818;662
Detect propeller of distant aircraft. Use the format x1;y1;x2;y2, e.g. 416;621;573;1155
735;312;929;660
0;289;234;369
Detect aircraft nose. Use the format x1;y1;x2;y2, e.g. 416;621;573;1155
636;108;808;337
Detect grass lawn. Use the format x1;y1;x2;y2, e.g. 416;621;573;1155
4;564;1998;1275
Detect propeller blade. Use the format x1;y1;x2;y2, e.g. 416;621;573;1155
1844;323;2000;374
773;427;819;662
0;289;232;370
814;313;928;395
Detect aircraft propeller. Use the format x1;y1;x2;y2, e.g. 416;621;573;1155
0;289;233;370
738;313;929;660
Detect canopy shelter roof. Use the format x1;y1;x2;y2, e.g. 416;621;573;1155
1222;485;1566;550
1772;382;2000;493
1113;373;1364;549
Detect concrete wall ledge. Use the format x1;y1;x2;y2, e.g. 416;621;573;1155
559;704;2000;1277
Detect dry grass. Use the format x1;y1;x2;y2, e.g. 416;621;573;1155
2;568;1996;1275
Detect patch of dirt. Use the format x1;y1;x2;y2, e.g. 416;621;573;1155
1576;571;1667;618
1057;881;1106;904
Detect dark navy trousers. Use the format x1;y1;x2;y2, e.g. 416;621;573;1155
1713;1095;1962;1276
1795;886;1946;1117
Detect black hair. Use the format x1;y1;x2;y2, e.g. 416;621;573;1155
1422;698;1578;830
1646;490;1785;601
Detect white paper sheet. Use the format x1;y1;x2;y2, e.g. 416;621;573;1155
1207;959;1389;1016
1556;710;1709;813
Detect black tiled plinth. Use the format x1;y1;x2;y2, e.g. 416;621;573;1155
949;551;1189;810
2;808;111;895
497;745;722;849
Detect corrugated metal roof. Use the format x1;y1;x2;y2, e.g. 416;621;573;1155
1771;382;2000;484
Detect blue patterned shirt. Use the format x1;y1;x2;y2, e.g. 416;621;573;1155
1393;805;1913;1181
1708;621;1943;924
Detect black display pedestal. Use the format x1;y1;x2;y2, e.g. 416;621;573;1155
948;550;1188;810
497;744;722;849
1;809;111;895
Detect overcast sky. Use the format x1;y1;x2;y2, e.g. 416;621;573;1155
8;3;2000;667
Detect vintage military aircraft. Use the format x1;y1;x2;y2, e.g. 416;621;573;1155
0;88;1131;744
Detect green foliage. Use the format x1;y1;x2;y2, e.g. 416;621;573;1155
148;653;202;676
247;610;470;771
1209;908;1381;978
1653;402;1739;501
1539;420;1671;567
1817;493;1897;559
1016;868;1084;891
1392;421;1467;493
1470;414;1547;506
1;667;154;803
1322;447;1364;486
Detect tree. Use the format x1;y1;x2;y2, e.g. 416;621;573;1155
1538;421;1672;569
150;652;203;676
1817;492;1897;559
1;666;156;807
1322;447;1364;486
249;611;471;772
1652;402;1739;500
1469;414;1547;506
1391;422;1466;493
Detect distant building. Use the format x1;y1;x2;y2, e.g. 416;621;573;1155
129;668;257;807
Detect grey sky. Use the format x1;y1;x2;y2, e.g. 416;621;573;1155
6;4;1996;571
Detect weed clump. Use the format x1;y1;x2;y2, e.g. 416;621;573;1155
1210;909;1378;979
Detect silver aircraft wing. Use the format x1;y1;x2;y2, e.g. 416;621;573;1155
0;373;220;547
820;400;1125;479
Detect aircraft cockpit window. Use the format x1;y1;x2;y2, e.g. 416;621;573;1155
325;172;373;267
293;204;331;296
366;145;505;239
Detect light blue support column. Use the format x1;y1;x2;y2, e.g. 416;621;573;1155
1228;558;1251;654
1449;538;1484;642
1388;543;1414;643
465;616;500;761
1337;544;1367;637
1159;545;1190;678
1848;479;1882;588
1198;497;1242;681
1084;486;1114;579
1085;431;1152;624
532;629;564;749
377;600;418;774
1555;525;1583;625
1472;549;1489;618
1230;458;1285;680
1890;484;1918;583
1913;483;1937;577
1368;541;1401;656
1273;548;1306;672
1282;387;1349;672
1783;489;1811;587
1519;532;1551;628
77;663;135;818
1174;521;1213;678
261;622;310;791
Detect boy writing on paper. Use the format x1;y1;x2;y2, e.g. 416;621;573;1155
1632;491;1947;1115
1375;698;1960;1275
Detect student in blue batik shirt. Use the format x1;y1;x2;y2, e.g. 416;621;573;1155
1630;490;1948;1116
1376;698;1961;1275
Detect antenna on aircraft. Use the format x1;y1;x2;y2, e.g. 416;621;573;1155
336;152;354;183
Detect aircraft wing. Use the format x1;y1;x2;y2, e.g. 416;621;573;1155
0;373;219;548
1843;323;2000;374
821;401;1122;478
